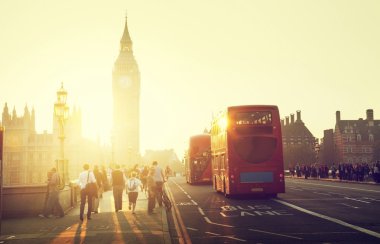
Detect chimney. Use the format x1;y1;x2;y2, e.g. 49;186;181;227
336;111;341;122
296;110;301;122
290;113;295;124
366;109;374;121
285;116;289;125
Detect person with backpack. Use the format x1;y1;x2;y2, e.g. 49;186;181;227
126;171;142;214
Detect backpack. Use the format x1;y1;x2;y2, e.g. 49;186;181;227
128;179;137;192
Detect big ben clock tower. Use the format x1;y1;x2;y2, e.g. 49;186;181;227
112;16;140;165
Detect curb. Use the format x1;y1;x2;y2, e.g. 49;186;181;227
286;176;379;185
161;206;172;244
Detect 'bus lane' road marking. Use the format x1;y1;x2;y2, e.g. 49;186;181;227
204;217;234;227
274;199;380;239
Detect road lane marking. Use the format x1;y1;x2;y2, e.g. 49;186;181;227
204;217;234;227
198;207;205;216
186;194;192;199
363;197;380;202
223;236;247;242
191;200;198;205
313;192;331;196
249;229;302;240
327;192;348;196
205;232;220;236
167;179;192;244
338;203;359;209
287;181;380;193
344;197;370;204
289;231;357;235
186;227;198;231
274;199;380;239
288;187;303;191
281;198;342;201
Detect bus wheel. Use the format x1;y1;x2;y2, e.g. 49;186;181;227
268;193;277;198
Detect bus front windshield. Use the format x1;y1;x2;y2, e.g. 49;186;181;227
232;110;276;164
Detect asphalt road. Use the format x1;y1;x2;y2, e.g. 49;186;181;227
166;176;380;244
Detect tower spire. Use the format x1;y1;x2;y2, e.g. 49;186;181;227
120;14;132;51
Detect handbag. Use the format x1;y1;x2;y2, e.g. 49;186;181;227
85;172;98;198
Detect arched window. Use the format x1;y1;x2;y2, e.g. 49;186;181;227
369;134;374;142
357;134;361;142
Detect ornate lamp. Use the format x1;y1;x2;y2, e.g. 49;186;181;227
54;83;69;188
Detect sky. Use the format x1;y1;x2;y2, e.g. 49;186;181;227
1;0;379;158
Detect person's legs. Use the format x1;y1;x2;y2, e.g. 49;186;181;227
113;187;119;211
128;192;132;210
155;182;163;206
87;194;93;219
43;193;54;217
51;190;64;217
79;190;86;220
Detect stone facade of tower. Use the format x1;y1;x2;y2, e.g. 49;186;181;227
112;17;141;165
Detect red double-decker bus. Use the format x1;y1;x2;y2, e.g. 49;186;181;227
211;105;285;197
185;134;212;184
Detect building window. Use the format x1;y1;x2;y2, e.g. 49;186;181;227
357;134;361;142
369;134;374;142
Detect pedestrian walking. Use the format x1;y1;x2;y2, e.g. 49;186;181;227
152;161;165;207
39;167;64;218
147;167;157;214
126;171;142;214
112;164;126;212
78;163;97;221
92;165;103;213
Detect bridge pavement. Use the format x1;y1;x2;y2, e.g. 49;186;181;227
0;190;171;244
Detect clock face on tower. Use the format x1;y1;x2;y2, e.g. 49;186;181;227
119;76;132;88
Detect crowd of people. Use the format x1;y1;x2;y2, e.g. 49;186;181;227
39;161;173;221
288;161;380;183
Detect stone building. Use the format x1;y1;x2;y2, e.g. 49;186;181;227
1;103;109;186
322;109;379;164
281;110;316;168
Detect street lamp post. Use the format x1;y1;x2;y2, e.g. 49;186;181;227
54;83;69;187
0;126;4;234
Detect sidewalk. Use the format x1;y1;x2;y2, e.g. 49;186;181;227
0;190;171;244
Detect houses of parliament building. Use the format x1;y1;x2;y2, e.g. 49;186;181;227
1;17;140;186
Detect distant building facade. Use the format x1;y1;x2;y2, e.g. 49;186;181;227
112;17;141;166
327;109;379;164
281;110;316;168
1;103;110;186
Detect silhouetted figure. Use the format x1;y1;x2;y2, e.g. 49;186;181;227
112;164;125;212
78;163;96;221
39;167;64;218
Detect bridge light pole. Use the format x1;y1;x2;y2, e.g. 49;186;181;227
0;126;4;234
54;82;69;187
